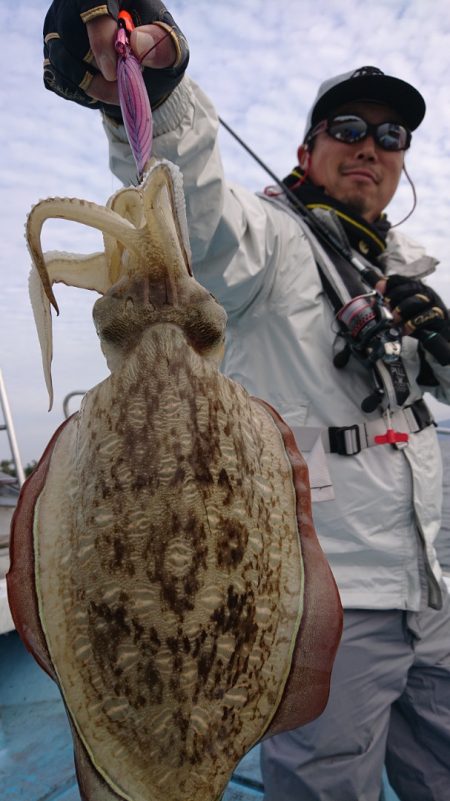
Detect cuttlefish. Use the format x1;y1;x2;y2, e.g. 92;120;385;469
7;159;342;801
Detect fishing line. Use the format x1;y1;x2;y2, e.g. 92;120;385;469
137;30;173;65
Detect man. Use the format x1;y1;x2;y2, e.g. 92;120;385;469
42;2;450;799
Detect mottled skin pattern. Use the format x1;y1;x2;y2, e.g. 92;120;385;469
8;161;342;801
35;323;303;801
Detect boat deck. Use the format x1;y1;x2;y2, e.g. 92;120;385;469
1;629;401;801
0;630;263;801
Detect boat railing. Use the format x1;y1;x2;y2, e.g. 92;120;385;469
437;426;450;436
0;368;25;487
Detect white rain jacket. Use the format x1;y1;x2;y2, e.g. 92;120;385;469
103;76;450;611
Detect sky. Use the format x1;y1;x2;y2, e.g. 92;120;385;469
2;0;450;466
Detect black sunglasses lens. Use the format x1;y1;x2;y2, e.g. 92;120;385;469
377;123;409;150
327;116;409;150
328;116;367;143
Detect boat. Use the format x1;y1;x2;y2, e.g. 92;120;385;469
0;474;17;636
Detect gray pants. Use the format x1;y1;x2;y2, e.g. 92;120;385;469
261;587;450;801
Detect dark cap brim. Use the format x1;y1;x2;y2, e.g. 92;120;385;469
311;74;426;131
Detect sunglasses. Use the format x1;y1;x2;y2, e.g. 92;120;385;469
310;115;411;151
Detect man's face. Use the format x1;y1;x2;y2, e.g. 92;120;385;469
307;101;405;222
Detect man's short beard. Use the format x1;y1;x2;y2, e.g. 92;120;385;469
339;192;372;220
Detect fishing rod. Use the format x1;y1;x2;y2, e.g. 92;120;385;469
218;115;450;383
218;115;413;413
218;116;379;285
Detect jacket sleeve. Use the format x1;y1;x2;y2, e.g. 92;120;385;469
102;75;283;317
418;355;450;405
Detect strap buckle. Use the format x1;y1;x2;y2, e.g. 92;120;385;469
329;424;361;456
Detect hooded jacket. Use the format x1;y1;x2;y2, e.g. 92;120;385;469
103;76;450;611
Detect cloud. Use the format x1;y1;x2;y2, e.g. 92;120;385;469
2;0;450;464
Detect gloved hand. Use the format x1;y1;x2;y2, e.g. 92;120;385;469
43;0;189;121
384;274;450;365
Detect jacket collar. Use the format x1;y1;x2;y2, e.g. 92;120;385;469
282;170;390;263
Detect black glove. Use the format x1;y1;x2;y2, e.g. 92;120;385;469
43;0;189;121
384;274;450;365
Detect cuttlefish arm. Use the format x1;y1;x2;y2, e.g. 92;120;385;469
26;197;140;312
26;198;142;410
28;251;109;409
26;160;192;409
43;250;112;293
140;161;192;276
